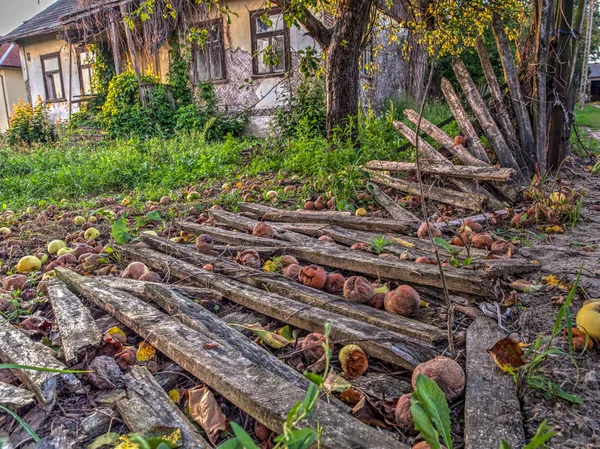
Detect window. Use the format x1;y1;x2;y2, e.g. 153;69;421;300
250;8;288;76
192;19;226;83
41;53;64;101
78;49;94;96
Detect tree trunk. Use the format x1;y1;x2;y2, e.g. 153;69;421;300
547;0;575;169
534;0;554;173
325;0;373;137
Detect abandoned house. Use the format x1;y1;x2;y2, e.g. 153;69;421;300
0;41;27;130
0;0;419;136
589;63;600;103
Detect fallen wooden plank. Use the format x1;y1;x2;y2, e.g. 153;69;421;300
474;37;528;175
403;109;489;167
0;382;35;408
117;365;211;449
112;245;439;368
441;78;492;164
142;283;311;390
390;122;503;210
238;203;418;233
464;318;525;449
366;182;420;222
365;161;514;182
140;234;446;344
0;315;76;405
364;169;486;211
55;268;406;449
177;223;290;248
212;245;280;258
208;208;317;244
47;280;102;365
451;57;526;184
94;277;222;302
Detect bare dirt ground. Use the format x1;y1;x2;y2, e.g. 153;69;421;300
517;158;600;448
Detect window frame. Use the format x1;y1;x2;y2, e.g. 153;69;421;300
76;47;94;97
191;17;227;84
41;52;65;102
250;7;290;77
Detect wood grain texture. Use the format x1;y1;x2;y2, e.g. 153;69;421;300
48;280;102;365
117;366;211;449
111;246;439;368
366;161;514;182
140;234;446;344
366;182;420;222
0;315;75;405
56;268;406;449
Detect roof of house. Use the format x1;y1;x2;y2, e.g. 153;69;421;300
0;0;80;44
0;42;22;68
590;63;600;79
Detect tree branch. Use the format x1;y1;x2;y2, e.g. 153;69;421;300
271;0;333;48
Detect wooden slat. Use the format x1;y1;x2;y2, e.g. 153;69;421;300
365;169;486;211
47;280;102;365
140;234;446;344
142;283;311;390
112;246;439;368
55;268;406;449
365;161;515;182
441;78;492;164
391;121;503;210
117;366;211;449
94;277;222;302
366;182;420;222
0;315;75;405
238;203;418;233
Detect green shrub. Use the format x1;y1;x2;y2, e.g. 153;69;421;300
4;97;54;147
274;75;327;138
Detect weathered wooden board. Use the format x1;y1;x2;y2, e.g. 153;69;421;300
0;315;76;405
140;234;446;344
0;382;35;408
47;280;102;365
56;269;406;449
402;109;489;167
441;78;492;164
464;318;525;449
94;276;222;302
238;203;418;233
208;209;313;244
365;169;486;211
142;283;311;390
366;182;420;222
451;57;526;184
117;366;211;449
365;161;514;182
111;246;439;368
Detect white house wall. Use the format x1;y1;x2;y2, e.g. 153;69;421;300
18;34;82;123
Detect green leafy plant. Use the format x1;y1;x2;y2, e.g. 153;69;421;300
510;266;584;404
432;237;471;268
410;374;453;449
369;234;393;255
5;97;54;147
218;322;333;449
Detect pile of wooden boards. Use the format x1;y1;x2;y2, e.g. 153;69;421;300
0;203;538;448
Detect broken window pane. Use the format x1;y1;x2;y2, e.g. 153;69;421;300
255;37;270;74
272;35;285;72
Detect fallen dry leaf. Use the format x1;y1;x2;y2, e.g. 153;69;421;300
106;326;127;344
567;328;594;351
168;388;182;404
350;395;393;429
487;338;526;372
508;279;542;293
136;342;156;363
229;323;291;349
188;387;228;443
340;388;363;406
542;274;572;291
323;371;352;394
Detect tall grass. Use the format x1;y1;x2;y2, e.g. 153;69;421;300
0;101;455;210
